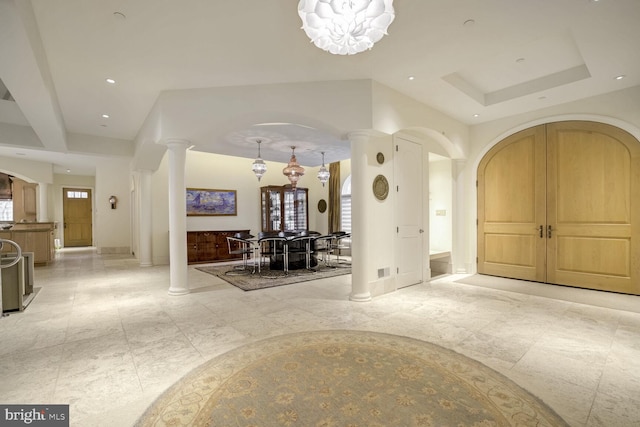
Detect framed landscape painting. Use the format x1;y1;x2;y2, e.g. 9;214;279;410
186;188;237;216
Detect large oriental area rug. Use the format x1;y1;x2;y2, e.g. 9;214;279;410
196;264;351;291
136;330;568;427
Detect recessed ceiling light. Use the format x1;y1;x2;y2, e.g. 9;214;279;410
101;114;110;119
538;96;547;100
16;152;26;156
100;124;107;127
66;169;71;173
516;57;525;63
408;76;415;81
463;19;475;27
105;78;116;84
615;75;625;80
473;114;479;118
113;11;126;20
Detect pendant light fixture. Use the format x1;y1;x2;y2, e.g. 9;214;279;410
317;151;330;186
283;146;305;188
251;139;267;181
298;0;395;55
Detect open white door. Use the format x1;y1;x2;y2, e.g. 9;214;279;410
394;136;424;288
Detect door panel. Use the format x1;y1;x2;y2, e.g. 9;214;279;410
477;126;546;281
478;121;640;295
546;121;639;294
63;188;93;247
394;136;423;288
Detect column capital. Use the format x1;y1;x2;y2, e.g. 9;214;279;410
347;129;389;143
159;139;192;150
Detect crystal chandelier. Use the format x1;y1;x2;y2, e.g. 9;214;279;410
251;139;267;181
298;0;395;55
282;146;305;188
317;152;330;186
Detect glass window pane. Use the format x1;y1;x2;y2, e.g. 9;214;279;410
341;175;352;233
0;200;13;221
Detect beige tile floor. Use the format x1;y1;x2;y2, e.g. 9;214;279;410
1;248;639;426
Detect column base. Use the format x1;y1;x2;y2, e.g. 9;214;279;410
168;287;190;296
349;291;372;302
139;261;153;267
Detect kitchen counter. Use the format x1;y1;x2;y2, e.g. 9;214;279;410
0;223;55;264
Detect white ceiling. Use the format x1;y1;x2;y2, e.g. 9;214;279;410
0;0;638;175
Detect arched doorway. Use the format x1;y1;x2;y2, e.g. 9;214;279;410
477;121;640;295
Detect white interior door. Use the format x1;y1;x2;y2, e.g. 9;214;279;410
394;136;424;288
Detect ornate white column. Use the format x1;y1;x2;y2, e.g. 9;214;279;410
348;131;372;302
451;159;469;274
37;182;49;222
164;139;190;295
138;170;153;267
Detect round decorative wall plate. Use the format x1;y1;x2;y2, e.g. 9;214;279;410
376;152;385;164
318;199;327;213
372;174;389;200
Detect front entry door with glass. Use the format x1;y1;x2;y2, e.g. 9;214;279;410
63;187;93;247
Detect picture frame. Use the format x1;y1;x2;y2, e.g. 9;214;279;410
186;188;237;216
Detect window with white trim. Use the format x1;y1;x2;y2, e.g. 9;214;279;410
0;200;12;221
340;175;351;233
67;190;89;199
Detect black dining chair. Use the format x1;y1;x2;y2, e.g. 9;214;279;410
225;232;256;275
286;231;316;272
332;232;351;266
257;232;289;277
313;234;336;268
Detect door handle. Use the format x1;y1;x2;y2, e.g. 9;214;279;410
539;225;543;238
547;225;553;238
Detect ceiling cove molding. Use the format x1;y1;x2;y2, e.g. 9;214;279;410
444;64;591;106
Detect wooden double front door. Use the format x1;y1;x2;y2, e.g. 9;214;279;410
478;121;640;295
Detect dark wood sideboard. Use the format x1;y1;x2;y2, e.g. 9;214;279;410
187;230;250;264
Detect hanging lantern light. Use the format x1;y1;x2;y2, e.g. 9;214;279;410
251;139;267;181
317;151;330;186
282;146;305;188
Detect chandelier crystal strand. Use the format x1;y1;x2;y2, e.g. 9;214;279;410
298;0;395;55
251;139;267;181
282;146;305;188
317;151;330;186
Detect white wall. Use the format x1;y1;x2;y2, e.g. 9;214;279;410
429;156;452;253
371;81;469;158
360;133;396;297
94;158;131;253
0;157;53;183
